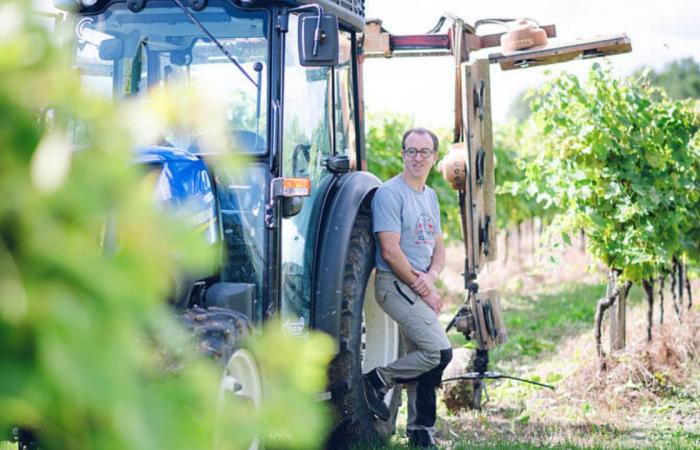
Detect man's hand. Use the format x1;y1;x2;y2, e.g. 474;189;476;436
410;267;437;298
421;290;443;315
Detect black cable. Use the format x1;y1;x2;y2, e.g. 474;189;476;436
426;15;446;34
441;371;555;390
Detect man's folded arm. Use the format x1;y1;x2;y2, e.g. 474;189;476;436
376;231;418;287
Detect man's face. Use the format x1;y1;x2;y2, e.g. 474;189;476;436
402;132;436;181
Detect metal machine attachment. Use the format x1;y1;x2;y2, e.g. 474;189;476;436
447;290;507;351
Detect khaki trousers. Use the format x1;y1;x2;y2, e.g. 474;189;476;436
374;270;452;433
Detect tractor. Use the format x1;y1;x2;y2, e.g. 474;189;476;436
54;0;400;447
19;0;631;448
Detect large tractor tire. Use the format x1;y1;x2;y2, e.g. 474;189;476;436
325;212;402;449
180;307;262;450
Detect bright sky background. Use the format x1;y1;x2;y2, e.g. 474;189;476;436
39;0;699;127
363;0;700;128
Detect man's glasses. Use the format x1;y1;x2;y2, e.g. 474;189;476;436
403;147;435;158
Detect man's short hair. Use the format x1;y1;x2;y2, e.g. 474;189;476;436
401;127;439;153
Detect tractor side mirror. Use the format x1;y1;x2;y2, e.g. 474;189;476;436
298;12;339;66
282;196;304;218
99;38;124;61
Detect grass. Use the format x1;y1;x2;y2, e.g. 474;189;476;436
352;432;700;450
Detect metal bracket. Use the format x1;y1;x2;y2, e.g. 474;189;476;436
475;147;485;185
479;215;491;256
264;203;276;229
474;79;485;120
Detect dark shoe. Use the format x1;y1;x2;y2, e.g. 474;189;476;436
407;429;438;449
362;370;390;421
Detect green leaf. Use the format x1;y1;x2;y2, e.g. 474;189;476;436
561;233;572;246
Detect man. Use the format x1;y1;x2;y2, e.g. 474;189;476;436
364;127;453;449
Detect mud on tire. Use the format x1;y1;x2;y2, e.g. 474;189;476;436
180;306;254;365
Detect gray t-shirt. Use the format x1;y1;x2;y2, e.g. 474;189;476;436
372;175;442;272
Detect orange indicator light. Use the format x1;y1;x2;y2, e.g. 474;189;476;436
282;178;311;197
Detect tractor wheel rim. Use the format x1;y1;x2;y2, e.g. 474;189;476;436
218;348;263;450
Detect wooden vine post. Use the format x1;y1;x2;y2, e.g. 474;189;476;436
609;283;626;350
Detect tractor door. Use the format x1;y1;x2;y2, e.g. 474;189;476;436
278;15;357;334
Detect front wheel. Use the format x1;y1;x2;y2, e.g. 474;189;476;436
218;347;263;450
181;307;263;450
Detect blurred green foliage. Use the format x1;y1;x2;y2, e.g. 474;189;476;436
511;58;700;124
642;57;700;101
522;63;700;282
0;3;332;449
493;120;552;231
222;323;334;450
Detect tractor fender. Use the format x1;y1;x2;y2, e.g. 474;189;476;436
313;171;382;342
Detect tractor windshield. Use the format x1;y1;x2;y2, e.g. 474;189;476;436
74;1;269;154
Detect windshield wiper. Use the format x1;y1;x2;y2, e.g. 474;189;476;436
171;0;258;88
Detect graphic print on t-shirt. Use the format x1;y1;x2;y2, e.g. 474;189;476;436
414;213;435;245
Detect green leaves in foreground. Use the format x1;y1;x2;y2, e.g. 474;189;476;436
218;323;334;450
246;324;334;449
523;63;700;282
0;2;332;449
